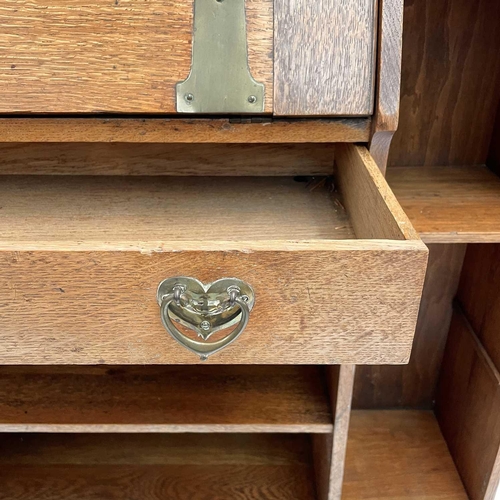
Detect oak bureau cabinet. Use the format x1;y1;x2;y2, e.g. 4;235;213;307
0;0;437;498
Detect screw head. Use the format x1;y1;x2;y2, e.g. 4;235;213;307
184;93;194;104
248;95;257;104
200;321;211;331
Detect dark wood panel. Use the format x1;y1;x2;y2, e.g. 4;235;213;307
389;0;500;166
458;244;500;370
0;143;335;176
436;306;500;500
353;244;465;409
0;366;332;433
488;104;500;174
343;411;467;499
0;434;316;500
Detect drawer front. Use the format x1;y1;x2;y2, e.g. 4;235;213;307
0;145;427;365
0;244;426;365
0;0;273;114
0;0;376;116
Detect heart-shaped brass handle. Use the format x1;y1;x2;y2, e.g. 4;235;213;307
157;277;255;360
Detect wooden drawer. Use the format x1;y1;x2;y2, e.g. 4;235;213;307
0;0;377;116
0;144;427;364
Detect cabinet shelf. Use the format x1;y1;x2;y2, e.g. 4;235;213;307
0;433;317;500
388;165;500;243
343;410;467;499
0;366;332;433
0;410;467;499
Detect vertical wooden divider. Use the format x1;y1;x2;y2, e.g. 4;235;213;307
313;365;356;500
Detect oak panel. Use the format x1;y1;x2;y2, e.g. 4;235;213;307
0;0;273;113
274;0;377;116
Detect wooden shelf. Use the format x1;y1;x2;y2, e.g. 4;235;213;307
343;410;467;499
388;165;500;243
0;410;468;499
0;366;333;433
0;433;317;500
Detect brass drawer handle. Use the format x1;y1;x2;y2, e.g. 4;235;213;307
157;277;255;360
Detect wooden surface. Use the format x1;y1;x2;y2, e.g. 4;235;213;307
0;0;273;113
388;166;500;243
343;410;468;499
314;365;355;500
273;0;377;116
0;366;332;433
458;244;500;370
0;156;427;365
0;176;355;243
0;433;316;499
389;0;500;167
336;145;422;240
0;244;426;365
353;244;466;409
0;143;335;176
0;118;372;143
369;0;404;174
436;306;500;500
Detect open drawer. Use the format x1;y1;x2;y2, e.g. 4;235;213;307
0;145;427;364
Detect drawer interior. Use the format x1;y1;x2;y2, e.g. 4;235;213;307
0;144;417;249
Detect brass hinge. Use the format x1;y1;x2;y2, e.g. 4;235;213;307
176;0;265;114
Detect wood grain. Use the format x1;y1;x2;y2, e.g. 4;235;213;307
388;166;500;243
274;0;377;116
353;244;466;409
0;433;316;500
0;245;426;365
389;0;500;167
458;244;500;371
336;145;422;240
0;0;273;113
343;410;467;499
0;118;372;143
314;365;355;500
0;176;355;243
436;306;500;500
0;365;332;432
0;143;335;176
369;0;404;174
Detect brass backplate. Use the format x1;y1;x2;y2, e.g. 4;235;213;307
176;0;265;114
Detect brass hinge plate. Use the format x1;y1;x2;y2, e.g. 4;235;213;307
176;0;265;114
